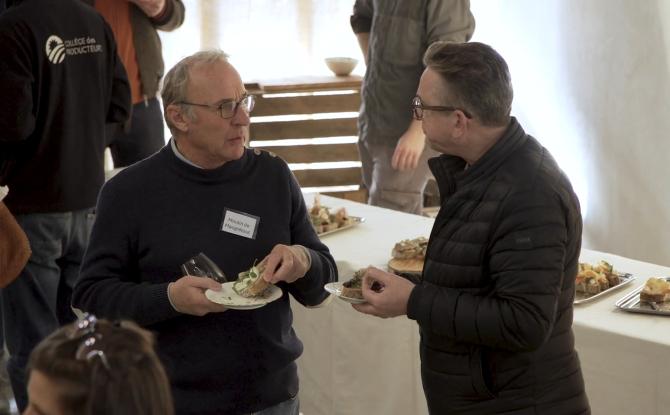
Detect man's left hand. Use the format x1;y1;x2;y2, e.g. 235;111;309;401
261;244;311;284
129;0;166;17
391;123;425;171
352;267;415;318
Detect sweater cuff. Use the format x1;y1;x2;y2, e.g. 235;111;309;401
150;0;172;24
290;248;332;301
146;282;181;323
407;283;437;326
350;14;372;34
166;282;180;312
295;244;312;271
292;248;318;289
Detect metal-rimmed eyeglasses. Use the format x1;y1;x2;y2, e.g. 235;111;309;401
411;96;472;120
69;313;110;370
178;94;255;119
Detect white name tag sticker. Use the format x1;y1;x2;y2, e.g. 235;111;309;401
221;208;259;239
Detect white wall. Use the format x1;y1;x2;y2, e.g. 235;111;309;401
157;1;670;266
471;0;670;266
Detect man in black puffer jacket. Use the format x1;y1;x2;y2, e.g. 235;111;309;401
354;42;590;414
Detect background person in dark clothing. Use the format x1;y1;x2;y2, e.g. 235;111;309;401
353;42;590;414
351;0;475;214
0;0;131;410
87;0;185;168
72;50;337;415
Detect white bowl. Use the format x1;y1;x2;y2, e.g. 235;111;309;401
325;57;358;76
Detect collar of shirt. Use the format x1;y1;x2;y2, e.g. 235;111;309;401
170;138;203;169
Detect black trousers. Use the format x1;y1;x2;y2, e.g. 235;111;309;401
107;97;165;167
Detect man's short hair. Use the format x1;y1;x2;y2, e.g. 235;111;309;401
423;42;513;126
161;50;230;131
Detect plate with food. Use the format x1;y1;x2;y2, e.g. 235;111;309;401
387;236;427;283
323;268;365;304
615;277;670;315
205;262;282;310
309;195;364;236
573;260;635;304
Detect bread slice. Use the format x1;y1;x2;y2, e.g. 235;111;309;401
341;269;364;299
640;277;670;303
388;257;423;274
391;237;428;260
575;264;611;294
233;262;271;298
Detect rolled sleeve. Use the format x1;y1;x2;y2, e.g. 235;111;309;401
350;0;373;33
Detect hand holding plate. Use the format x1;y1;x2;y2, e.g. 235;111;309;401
352;267;415;318
169;275;228;316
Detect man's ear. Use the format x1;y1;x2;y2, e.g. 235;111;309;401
166;104;190;133
451;110;469;143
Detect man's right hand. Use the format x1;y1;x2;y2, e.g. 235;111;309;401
168;276;228;316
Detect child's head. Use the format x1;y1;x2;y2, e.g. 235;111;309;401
24;314;173;415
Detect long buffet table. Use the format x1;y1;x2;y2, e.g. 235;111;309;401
292;195;670;415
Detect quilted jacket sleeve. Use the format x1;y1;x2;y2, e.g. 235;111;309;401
408;188;571;352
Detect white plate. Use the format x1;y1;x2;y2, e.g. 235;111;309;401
205;282;282;310
324;282;366;304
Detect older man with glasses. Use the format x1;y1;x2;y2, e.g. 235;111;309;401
73;50;337;415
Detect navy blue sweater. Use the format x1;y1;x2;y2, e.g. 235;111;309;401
73;145;337;414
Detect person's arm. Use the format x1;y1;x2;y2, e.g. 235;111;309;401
426;0;475;43
72;180;181;325
355;32;370;65
0;26;36;144
350;0;372;64
0;187;31;287
406;189;570;352
103;21;131;124
265;172;337;307
130;0;185;31
391;119;425;171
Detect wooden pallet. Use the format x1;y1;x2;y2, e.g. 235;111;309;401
246;76;365;201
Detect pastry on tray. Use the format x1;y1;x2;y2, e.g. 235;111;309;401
639;277;670;303
575;260;621;295
388;236;427;276
309;195;354;234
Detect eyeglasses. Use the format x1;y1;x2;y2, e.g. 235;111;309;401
411;96;472;120
69;313;110;370
178;94;255;119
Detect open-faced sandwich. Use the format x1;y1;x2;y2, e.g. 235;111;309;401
309;195;354;234
232;261;272;298
341;269;365;300
575;260;621;294
639;277;670;303
388;236;427;276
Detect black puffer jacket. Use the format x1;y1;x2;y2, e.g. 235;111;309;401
407;118;590;414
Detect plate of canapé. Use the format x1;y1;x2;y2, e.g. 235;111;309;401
615;276;670;315
308;195;364;237
573;260;635;304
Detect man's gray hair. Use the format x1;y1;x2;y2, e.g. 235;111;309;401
161;50;230;131
423;42;513;127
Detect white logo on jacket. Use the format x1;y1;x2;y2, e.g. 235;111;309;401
45;35;103;65
45;35;65;64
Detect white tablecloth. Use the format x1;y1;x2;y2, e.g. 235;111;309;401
292;196;670;415
573;250;670;415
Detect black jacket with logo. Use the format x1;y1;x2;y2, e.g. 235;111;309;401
407;118;590;414
0;0;130;213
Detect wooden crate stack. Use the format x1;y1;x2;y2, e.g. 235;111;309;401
246;76;365;202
